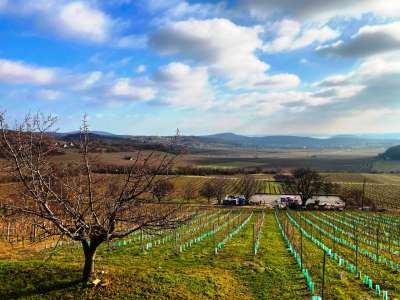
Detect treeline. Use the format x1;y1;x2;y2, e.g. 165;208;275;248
0;164;275;183
93;164;278;176
83;141;183;154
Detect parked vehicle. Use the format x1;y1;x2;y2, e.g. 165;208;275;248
222;195;249;206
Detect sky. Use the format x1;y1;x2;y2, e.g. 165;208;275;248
1;0;400;136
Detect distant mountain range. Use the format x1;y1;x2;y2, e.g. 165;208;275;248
201;133;400;149
52;131;400;152
333;133;400;140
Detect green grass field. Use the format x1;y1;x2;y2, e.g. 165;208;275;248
4;208;400;299
0;210;309;300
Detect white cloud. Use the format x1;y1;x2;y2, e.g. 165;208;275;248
150;19;266;77
0;57;155;104
317;52;400;88
56;2;112;43
74;71;103;90
239;0;400;22
0;59;55;85
145;0;225;24
358;55;400;76
115;34;147;49
273;52;400;133
0;1;116;43
218;90;330;117
110;78;155;101
252;74;300;89
154;62;214;108
263;19;340;53
37;89;61;100
329;85;365;99
329;108;400;133
135;65;147;74
150;18;299;89
318;22;400;57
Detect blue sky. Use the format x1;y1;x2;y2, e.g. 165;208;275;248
1;0;400;136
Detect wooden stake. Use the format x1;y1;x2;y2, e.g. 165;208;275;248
253;223;255;255
140;228;144;252
300;228;303;270
321;251;327;299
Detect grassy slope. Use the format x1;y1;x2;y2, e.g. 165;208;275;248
287;212;379;299
0;211;309;300
242;213;308;299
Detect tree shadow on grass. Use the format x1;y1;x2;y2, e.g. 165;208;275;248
0;262;83;299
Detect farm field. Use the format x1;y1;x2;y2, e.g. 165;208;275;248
167;176;289;199
2;171;400;260
2;209;400;299
47;149;400;174
187;148;382;173
0;209;309;300
320;172;400;184
41;147;384;173
372;160;400;173
165;171;400;213
168;174;400;209
276;209;400;299
192;156;375;173
2;171;400;212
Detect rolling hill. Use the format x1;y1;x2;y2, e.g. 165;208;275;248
378;145;400;160
53;131;400;153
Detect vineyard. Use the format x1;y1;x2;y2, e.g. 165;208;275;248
0;177;289;247
338;182;400;209
170;174;400;209
275;209;400;299
170;176;290;197
1;208;307;299
4;171;400;247
2;207;400;298
1;169;400;298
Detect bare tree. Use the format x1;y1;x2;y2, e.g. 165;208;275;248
182;182;197;203
339;187;373;208
199;181;215;204
322;181;340;195
150;179;174;202
212;178;226;205
235;174;257;200
284;168;326;207
0;113;193;283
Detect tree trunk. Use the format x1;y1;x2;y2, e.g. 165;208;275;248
301;196;307;208
81;239;101;283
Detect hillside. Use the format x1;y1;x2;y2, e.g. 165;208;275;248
378;145;400;160
54;132;399;153
54;132;183;153
204;133;399;149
